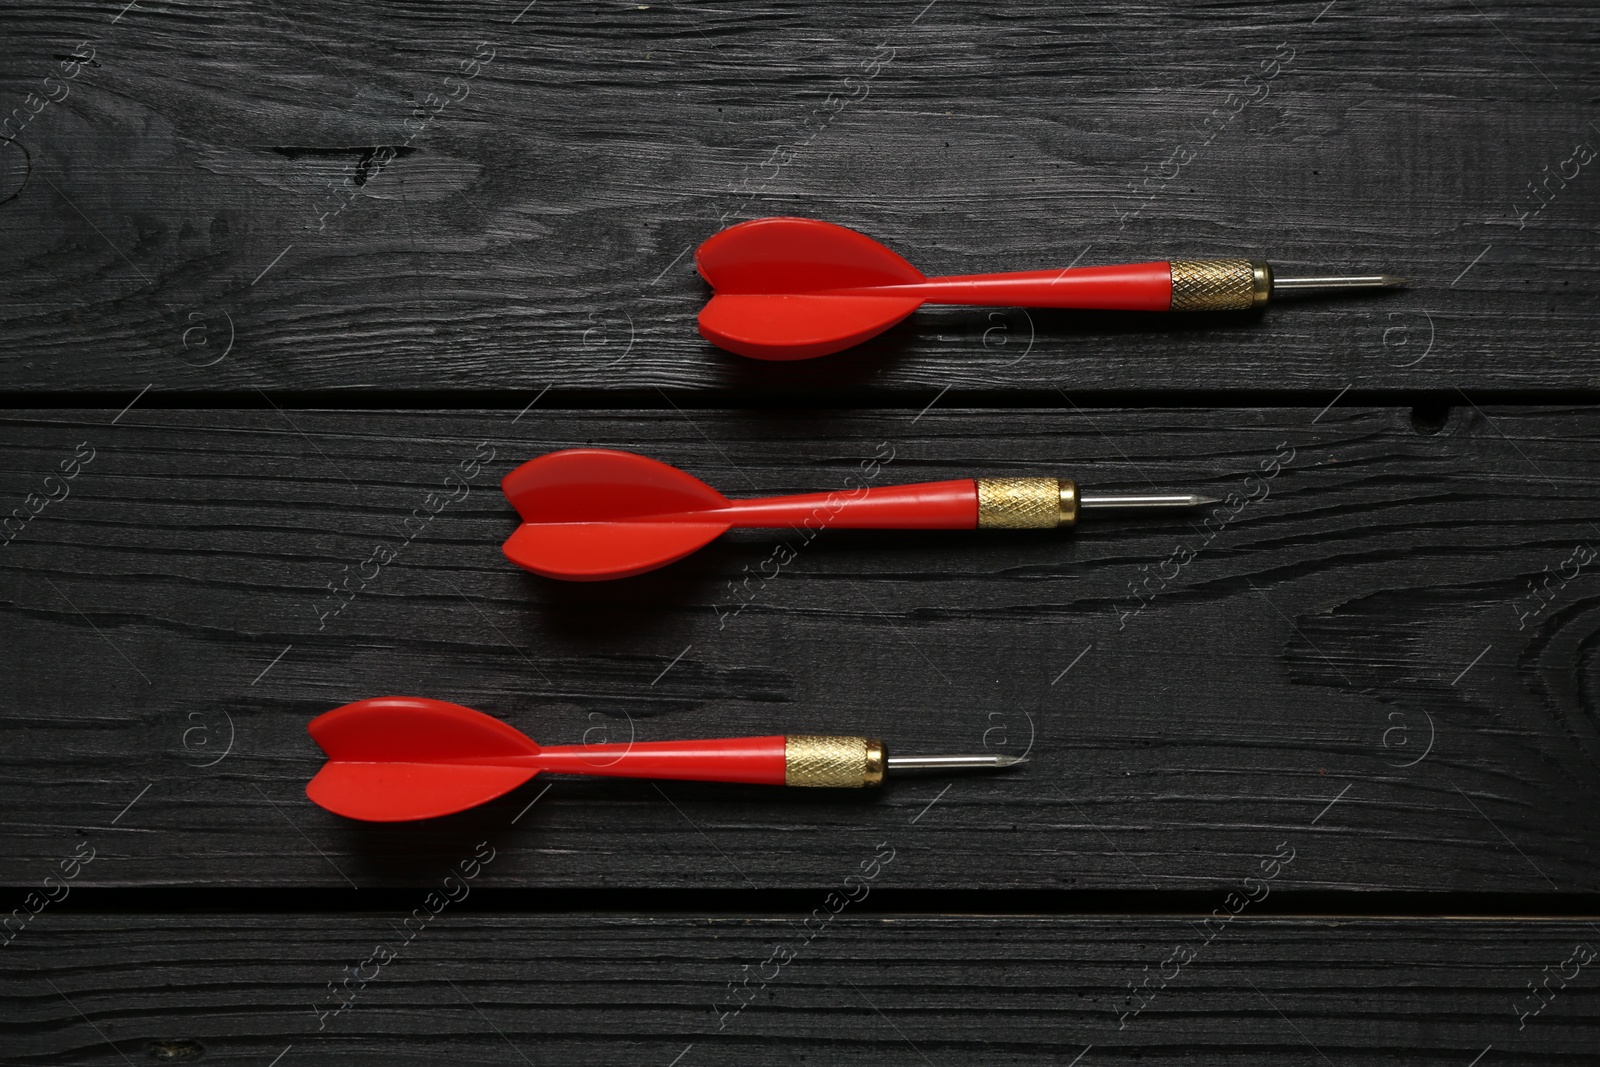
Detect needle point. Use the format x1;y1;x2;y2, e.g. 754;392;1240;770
885;752;1030;773
1079;492;1219;511
1271;272;1410;296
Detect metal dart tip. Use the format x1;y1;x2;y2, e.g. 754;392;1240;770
1079;492;1218;511
886;753;1029;774
1271;272;1409;297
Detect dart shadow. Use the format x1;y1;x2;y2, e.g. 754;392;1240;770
1008;306;1269;337
786;526;1085;562
511;519;1173;650
518;528;1087;639
911;305;1286;355
555;776;895;809
321;776;896;885
702;307;1295;396
320;805;523;885
514;540;758;635
704;321;926;398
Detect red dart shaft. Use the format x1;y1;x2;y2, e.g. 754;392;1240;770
830;261;1174;311
537;736;788;785
704;479;977;529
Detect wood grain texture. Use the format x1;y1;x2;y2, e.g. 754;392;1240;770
5;914;1600;1064
1;0;1597;394
1;405;1595;892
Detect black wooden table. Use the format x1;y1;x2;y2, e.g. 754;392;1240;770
4;1;1598;1063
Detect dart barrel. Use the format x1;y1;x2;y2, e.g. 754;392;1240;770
975;478;1079;528
1168;259;1272;311
784;735;886;787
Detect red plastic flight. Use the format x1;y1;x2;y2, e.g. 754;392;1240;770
305;696;1021;821
499;448;1215;581
695;217;1406;360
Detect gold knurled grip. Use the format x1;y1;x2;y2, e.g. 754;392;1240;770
784;735;886;787
1169;259;1272;311
975;478;1078;528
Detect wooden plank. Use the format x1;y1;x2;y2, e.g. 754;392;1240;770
1;405;1596;891
5;914;1600;1064
0;1;1596;394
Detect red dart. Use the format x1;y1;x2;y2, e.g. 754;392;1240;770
500;448;1216;581
305;696;1023;822
695;216;1407;360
